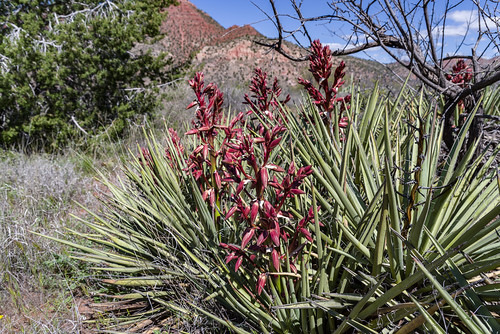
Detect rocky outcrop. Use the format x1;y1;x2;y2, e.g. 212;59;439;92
159;0;262;64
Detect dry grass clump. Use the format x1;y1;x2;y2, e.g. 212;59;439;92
0;152;98;333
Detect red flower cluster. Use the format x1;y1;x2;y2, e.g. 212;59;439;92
182;69;318;295
141;40;344;297
244;67;290;126
446;59;473;111
446;59;473;87
218;116;317;293
186;72;224;137
298;40;351;136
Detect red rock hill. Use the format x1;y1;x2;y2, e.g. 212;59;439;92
159;0;262;64
156;0;410;92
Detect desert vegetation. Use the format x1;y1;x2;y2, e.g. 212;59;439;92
1;0;500;333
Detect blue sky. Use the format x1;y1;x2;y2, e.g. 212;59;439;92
189;0;499;63
189;1;352;45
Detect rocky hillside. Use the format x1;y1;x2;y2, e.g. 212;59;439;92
157;0;404;92
195;37;404;91
159;0;261;64
159;1;499;94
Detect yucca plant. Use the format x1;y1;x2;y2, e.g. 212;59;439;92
43;41;500;333
283;84;500;333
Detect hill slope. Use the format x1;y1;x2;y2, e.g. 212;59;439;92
159;1;410;92
159;0;261;64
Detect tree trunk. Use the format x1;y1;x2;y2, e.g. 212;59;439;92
466;92;484;160
443;97;457;151
443;92;484;158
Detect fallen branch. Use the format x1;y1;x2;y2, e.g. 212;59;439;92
71;116;89;135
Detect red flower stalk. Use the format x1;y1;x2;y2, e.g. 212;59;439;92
186;72;224;140
182;70;316;297
244;68;290;127
165;128;185;170
446;59;473;111
139;147;154;170
298;40;351;137
137;147;163;187
185;72;229;209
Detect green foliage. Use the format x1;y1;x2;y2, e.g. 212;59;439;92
47;49;500;331
0;0;180;151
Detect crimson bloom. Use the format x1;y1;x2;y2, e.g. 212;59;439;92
298;40;351;138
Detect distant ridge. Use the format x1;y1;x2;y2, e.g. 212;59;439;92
158;1;461;92
159;0;262;64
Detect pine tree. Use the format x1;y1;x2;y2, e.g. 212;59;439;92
0;0;179;151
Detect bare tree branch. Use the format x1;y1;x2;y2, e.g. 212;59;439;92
258;0;500;153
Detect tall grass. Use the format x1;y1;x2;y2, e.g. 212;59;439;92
0;152;100;333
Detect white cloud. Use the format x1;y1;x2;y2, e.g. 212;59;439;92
440;25;468;36
442;9;499;36
448;10;476;24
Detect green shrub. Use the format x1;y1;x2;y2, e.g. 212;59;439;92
53;41;500;333
0;0;180;152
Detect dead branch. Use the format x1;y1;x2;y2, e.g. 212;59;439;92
259;0;500;152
